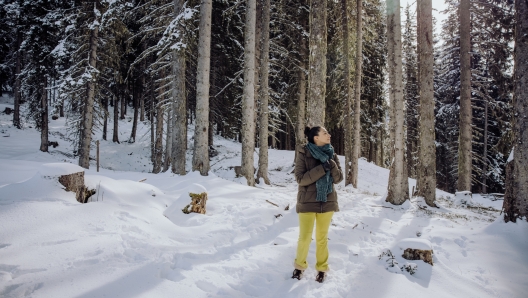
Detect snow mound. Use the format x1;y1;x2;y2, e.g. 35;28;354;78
40;162;84;176
454;191;474;205
187;183;207;194
398;238;433;250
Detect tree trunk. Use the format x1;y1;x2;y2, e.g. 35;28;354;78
504;0;528;222
192;0;212;176
102;97;108;140
163;108;173;172
13;30;21;129
342;0;353;186
307;0;327;127
385;0;409;205
482;98;488;193
256;0;271;185
171;46;187;174
296;63;307;148
171;0;187;175
140;73;145;122
150;94;155;162
129;83;139;143
417;0;436;206
152;99;164;173
457;0;472;192
113;95;119;143
79;22;99;169
241;0;257;186
120;85;126;119
295;11;308;163
40;77;49;152
350;0;362;188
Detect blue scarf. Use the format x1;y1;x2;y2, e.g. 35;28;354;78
306;143;334;202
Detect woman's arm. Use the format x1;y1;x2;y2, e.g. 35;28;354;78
294;150;326;186
330;154;344;184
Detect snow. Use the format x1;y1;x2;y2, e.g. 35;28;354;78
507;148;514;163
397;238;432;250
40;163;85;177
0;97;527;297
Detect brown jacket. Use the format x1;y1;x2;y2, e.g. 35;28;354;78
294;145;344;213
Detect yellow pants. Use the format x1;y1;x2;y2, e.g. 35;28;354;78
294;212;334;272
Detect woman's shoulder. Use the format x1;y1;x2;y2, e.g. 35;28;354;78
297;144;308;154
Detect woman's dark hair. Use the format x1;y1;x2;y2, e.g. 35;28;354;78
304;126;322;144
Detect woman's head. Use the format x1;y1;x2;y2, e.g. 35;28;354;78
304;126;331;146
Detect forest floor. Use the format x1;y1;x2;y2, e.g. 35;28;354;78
0;95;527;298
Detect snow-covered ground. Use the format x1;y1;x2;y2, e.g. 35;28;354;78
0;96;527;297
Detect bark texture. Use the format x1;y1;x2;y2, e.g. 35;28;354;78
182;192;208;214
242;0;257;186
129;86;139;143
350;0;362;188
241;0;257;186
113;95;119;143
192;0;213;176
58;171;94;203
13;30;21;129
79;23;99;169
40;78;49;153
307;0;327;127
163;109;173;172
504;0;528;222
457;0;472;191
256;0;271;185
386;0;409;205
152;100;164;173
342;0;352;186
402;248;433;266
417;0;436;206
171;2;187;176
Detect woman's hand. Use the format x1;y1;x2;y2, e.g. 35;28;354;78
328;159;336;169
322;160;332;171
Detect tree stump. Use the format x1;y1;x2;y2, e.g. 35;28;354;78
398;238;434;266
234;166;243;177
58;171;93;203
182;192;208;214
402;248;434;266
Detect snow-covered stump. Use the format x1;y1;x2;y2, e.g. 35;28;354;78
41;163;94;203
399;238;434;266
454;191;473;206
182;184;208;214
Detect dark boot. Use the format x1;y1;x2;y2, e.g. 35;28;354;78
315;271;326;283
292;269;304;280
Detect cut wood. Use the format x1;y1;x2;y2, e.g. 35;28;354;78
58;171;94;203
399;238;434;266
402;248;433;266
182;192;208;214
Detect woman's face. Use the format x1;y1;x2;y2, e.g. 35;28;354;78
314;128;331;145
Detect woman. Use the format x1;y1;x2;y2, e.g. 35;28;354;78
292;126;343;283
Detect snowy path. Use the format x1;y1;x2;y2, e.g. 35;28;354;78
1;99;527;297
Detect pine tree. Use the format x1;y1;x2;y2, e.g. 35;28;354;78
386;0;409;205
503;0;528;222
402;4;418;179
307;0;327;126
192;0;212;175
416;0;436;206
458;0;472;191
241;0;257;186
256;0;271;185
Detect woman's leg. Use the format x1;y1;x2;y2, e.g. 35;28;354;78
294;212;316;270
315;211;334;272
